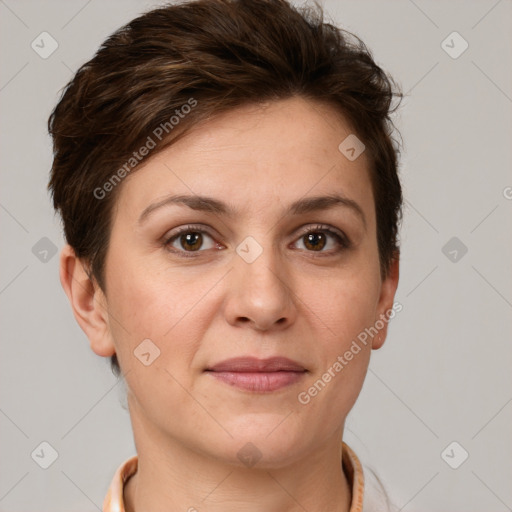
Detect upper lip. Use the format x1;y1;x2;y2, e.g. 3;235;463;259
206;356;306;372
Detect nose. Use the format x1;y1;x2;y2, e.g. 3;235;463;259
222;240;297;332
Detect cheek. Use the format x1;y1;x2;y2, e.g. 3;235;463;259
299;259;380;405
103;255;172;365
104;266;204;424
104;250;219;377
310;266;381;348
298;279;376;423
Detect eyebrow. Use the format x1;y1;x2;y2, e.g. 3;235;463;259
138;193;366;228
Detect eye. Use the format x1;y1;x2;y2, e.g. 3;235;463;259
163;223;350;258
293;224;349;254
163;225;220;256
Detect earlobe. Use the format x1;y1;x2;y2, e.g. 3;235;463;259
372;254;400;350
59;244;116;358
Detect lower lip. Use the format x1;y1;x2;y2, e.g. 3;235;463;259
206;371;305;392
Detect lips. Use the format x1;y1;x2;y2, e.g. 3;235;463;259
206;356;306;373
205;356;307;392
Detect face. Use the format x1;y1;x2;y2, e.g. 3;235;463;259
90;96;398;467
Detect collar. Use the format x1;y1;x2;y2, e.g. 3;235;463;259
103;440;364;512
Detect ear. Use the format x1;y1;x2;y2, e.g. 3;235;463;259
372;253;400;350
59;244;116;357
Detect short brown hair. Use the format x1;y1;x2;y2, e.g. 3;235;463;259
48;0;403;377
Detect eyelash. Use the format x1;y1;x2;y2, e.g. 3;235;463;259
162;224;350;258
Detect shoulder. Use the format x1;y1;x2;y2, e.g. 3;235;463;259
342;441;398;512
361;463;399;512
103;455;138;512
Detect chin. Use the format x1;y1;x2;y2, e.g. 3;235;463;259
216;417;305;467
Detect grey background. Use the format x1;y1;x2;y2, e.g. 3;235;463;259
1;0;511;510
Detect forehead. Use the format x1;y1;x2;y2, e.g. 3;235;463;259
115;96;375;226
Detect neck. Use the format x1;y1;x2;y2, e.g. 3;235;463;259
124;401;352;512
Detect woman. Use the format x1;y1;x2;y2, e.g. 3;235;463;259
48;0;403;510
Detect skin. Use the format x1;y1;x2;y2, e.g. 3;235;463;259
60;96;399;512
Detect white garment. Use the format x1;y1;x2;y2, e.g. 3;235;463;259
362;464;399;512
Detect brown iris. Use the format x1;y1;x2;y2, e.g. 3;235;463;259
180;232;203;251
303;232;326;251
